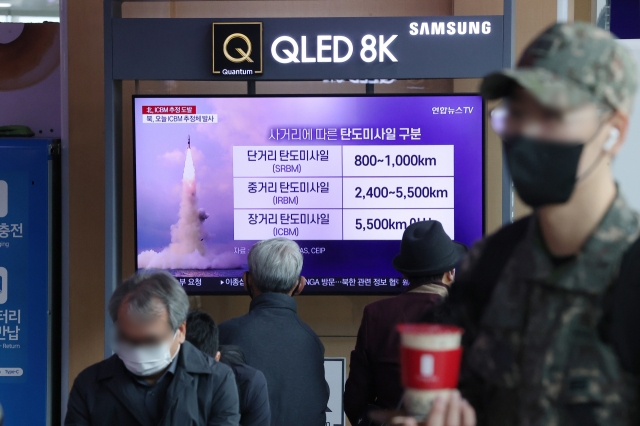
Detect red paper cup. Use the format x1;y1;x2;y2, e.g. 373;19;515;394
397;324;464;419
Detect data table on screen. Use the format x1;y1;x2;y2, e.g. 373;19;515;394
232;145;455;241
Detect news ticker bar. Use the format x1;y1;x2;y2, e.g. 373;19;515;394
177;276;412;294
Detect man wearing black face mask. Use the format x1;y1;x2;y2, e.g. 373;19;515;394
438;22;640;426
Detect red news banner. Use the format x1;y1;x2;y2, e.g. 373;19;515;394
141;105;218;124
143;105;197;114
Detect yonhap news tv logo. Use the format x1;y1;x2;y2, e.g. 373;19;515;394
212;22;263;76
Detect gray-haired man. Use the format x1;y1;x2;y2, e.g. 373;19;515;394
219;237;330;426
65;270;240;426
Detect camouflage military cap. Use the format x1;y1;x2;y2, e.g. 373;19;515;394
481;22;638;112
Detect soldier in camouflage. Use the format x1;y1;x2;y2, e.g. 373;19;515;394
450;21;640;426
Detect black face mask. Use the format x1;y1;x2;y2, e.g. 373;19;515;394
503;135;585;208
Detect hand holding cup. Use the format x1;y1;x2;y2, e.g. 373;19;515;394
397;324;464;420
385;390;476;426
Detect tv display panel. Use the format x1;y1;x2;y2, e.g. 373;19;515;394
134;95;484;294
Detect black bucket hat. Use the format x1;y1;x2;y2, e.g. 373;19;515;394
392;220;467;276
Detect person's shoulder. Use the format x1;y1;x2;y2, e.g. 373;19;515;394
366;296;394;308
461;215;533;271
194;359;238;406
241;365;268;399
364;289;440;309
363;296;396;315
293;315;324;346
72;355;121;388
219;314;250;336
218;315;252;345
231;361;266;387
219;313;249;331
182;340;226;366
210;359;235;378
292;313;319;335
484;215;532;244
197;354;236;386
249;365;267;385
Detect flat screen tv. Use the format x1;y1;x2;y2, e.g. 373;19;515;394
133;94;484;294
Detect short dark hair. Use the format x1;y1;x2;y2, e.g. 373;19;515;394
185;310;219;357
407;274;445;287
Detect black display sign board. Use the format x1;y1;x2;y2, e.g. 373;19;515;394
112;16;504;80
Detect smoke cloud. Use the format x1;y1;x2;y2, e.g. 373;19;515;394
138;144;240;270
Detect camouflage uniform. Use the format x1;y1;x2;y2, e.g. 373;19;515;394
459;22;640;425
459;193;640;425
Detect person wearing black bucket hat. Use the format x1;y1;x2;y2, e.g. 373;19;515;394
393;221;468;281
344;221;467;426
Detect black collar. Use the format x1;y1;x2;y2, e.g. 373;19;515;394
95;341;212;425
405;280;448;293
176;341;214;374
249;292;298;313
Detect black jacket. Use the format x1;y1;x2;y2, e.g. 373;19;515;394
344;290;445;425
220;346;271;426
438;216;640;426
64;341;240;426
219;293;329;426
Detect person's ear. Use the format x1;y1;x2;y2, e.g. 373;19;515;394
443;269;456;285
606;110;629;157
293;276;306;296
215;351;221;362
177;322;186;344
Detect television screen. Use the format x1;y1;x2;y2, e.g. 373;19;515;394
134;95;484;294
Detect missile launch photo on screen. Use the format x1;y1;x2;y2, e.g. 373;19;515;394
137;136;241;274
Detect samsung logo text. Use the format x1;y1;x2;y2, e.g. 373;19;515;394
409;21;491;36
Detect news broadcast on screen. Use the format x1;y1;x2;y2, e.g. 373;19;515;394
133;95;484;294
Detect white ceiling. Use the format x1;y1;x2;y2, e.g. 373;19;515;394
1;0;59;13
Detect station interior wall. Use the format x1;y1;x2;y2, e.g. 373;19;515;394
66;0;594;419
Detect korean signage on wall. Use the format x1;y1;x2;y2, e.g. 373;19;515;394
0;140;54;425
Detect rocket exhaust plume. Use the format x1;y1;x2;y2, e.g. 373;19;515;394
166;143;206;256
139;137;237;270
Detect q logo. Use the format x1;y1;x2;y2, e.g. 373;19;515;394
213;22;263;75
223;33;254;63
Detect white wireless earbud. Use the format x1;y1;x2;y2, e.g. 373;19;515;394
604;128;620;152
